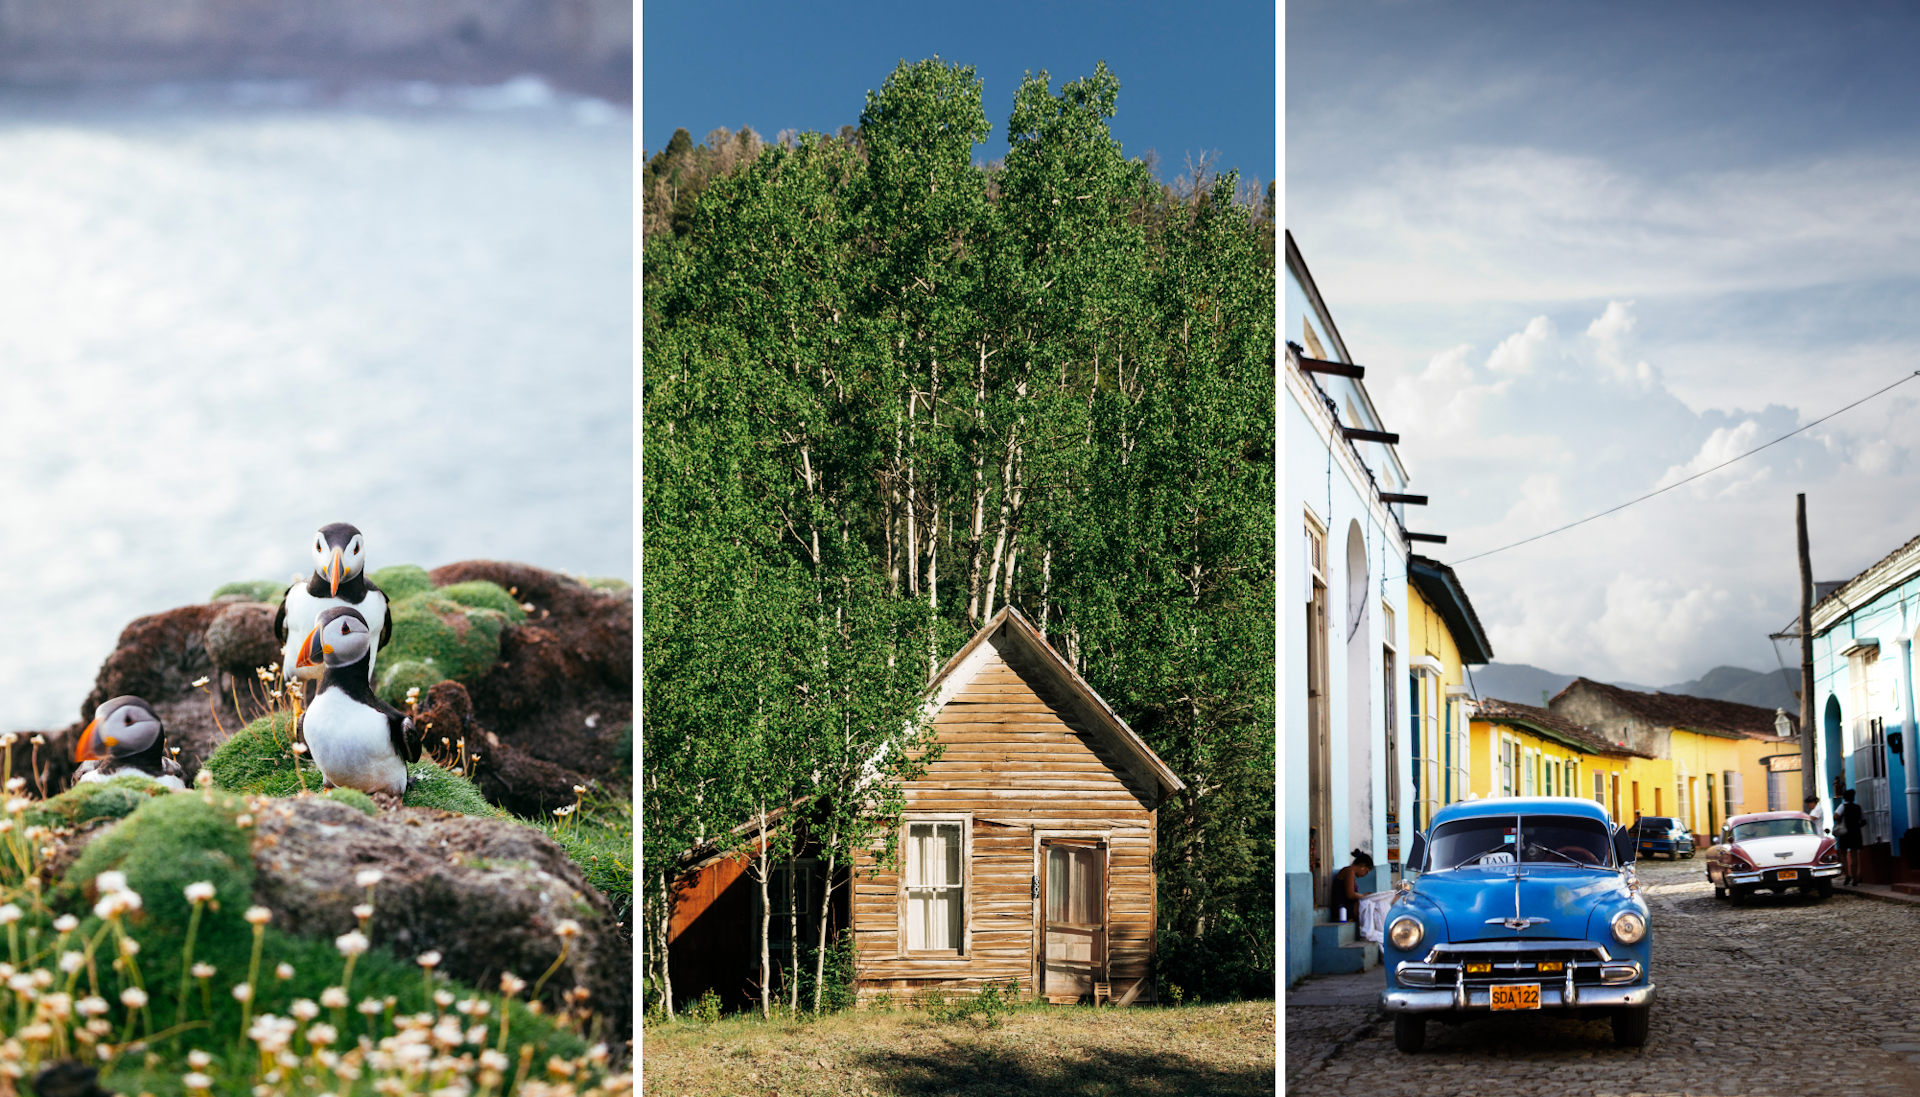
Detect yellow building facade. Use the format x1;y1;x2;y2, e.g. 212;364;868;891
1404;557;1495;836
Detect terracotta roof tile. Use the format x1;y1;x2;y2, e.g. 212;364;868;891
1551;678;1798;740
1473;697;1652;758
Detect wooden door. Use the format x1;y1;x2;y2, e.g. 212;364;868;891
1040;839;1106;1000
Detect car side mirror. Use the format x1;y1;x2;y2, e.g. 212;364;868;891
1612;827;1637;865
1406;830;1427;875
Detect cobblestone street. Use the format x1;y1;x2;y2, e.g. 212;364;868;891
1286;856;1920;1096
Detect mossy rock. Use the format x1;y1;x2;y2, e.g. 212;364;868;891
377;593;509;705
204;715;502;817
375;658;451;705
437;579;528;622
210;579;286;605
582;576;631;592
61;787;256;948
369;563;435;601
25;773;173;828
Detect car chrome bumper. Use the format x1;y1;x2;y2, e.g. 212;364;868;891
1726;866;1841;884
1381;983;1654;1014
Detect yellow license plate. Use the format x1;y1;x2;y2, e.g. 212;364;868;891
1490;984;1540;1011
1777;869;1798;880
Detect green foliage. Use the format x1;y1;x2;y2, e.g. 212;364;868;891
436;579;528;622
210;579;285;605
374;658;450;705
582;576;632;592
692;986;722;1023
1156;904;1274;1003
24;772;171;828
377;593;509;704
918;978;1023;1027
369;563;435;601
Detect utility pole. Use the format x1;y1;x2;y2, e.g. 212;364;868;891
1798;494;1817;804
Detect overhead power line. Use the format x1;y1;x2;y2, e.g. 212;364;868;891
1449;370;1920;566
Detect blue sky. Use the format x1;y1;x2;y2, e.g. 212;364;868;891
642;0;1274;187
1289;1;1920;684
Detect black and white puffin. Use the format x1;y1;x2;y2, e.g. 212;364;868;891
273;523;390;690
295;606;419;796
73;696;186;790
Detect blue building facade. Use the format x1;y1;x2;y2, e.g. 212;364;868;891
1807;533;1920;885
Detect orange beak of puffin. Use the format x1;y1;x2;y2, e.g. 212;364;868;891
75;718;104;763
328;547;344;597
295;627;323;669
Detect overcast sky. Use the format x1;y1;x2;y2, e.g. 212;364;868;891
1289;0;1920;684
642;0;1274;188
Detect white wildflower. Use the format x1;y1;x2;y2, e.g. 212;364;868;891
58;952;83;974
232;983;253;1003
184;881;217;903
187;1049;212;1069
352;903;374;920
276;962;294;980
335;931;369;957
191;963;216;979
95;871;128;895
0;905;20;925
416;951;442;969
52;915;77;933
355;869;384;888
320;986;349;1009
244;905;273;926
290;998;320;1021
75;997;109;1017
119;987;147;1009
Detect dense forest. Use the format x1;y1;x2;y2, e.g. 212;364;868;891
642;58;1274;1014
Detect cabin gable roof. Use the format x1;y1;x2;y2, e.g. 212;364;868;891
926;606;1185;805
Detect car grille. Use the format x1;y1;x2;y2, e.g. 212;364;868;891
1428;945;1613;986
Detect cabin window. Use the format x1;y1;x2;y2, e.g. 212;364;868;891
903;820;965;954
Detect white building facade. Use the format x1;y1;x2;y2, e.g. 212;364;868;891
1283;232;1419;985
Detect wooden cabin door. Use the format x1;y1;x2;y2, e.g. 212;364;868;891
1040;839;1106;1000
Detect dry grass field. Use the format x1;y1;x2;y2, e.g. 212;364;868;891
641;1000;1276;1097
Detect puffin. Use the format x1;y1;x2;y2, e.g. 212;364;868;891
73;696;186;790
295;606;419;796
274;523;391;693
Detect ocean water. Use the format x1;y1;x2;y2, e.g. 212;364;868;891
0;79;632;732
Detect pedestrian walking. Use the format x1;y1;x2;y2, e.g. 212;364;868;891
1835;788;1866;885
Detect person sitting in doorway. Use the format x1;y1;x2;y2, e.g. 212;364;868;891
1837;788;1866;885
1331;850;1374;925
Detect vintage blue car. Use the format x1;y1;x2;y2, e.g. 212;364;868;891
1380;796;1654;1052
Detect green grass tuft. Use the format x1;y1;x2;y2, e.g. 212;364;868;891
437;579;528;622
369;563;435;601
25;772;172;828
324;786;378;815
582;576;631;592
403;761;509;817
210;579;286;605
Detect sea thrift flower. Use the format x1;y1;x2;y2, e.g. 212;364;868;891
232;983;253;1003
352;904;374;920
119;987;147;1009
187;1050;212;1069
182;1072;212;1091
335;932;369;957
0;905;21;924
52;915;77;933
244;906;273;925
192;963;216;979
118;938;138;957
58;953;83;974
355;869;384;888
416;951;442;969
554;919;581;939
184;881;217;903
498;973;526;996
96;872;128;895
320;987;349;1009
276;963;294;980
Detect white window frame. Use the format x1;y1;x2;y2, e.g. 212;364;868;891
899;813;972;959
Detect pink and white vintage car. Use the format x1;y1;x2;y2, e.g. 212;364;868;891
1705;811;1841;903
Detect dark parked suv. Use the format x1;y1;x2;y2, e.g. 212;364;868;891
1631;815;1693;859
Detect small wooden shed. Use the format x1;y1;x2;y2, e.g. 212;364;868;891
850;605;1184;1006
664;605;1184;1009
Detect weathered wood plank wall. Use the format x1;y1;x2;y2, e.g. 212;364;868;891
851;635;1159;1003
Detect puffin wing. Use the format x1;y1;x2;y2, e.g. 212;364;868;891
273;586;293;645
389;710;420;764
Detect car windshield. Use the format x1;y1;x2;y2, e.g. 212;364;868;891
1731;818;1817;841
1636;817;1675;831
1426;814;1613;870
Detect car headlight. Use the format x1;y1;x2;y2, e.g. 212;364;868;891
1611;910;1647;945
1388;915;1424;951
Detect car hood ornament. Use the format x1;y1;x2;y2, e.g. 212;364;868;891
1485;863;1551;931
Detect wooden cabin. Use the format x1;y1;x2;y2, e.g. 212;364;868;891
665;606;1184;1009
